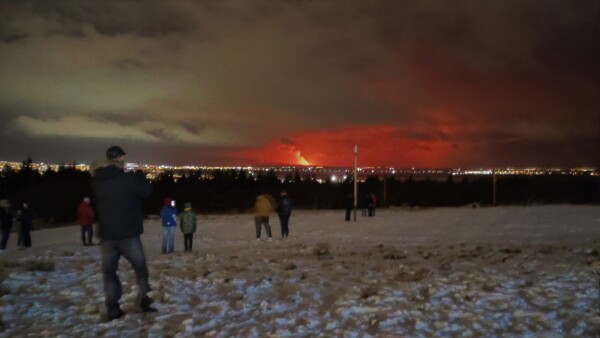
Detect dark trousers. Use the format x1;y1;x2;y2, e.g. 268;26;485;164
0;227;9;250
368;207;375;217
279;215;290;238
345;208;352;221
183;233;193;251
20;229;31;247
254;216;272;238
100;236;151;318
81;224;93;245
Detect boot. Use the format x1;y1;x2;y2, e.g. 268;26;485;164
106;308;124;322
140;297;157;313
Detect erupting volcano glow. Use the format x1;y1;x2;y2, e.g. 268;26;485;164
296;152;310;166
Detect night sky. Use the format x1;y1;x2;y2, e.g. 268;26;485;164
0;1;598;167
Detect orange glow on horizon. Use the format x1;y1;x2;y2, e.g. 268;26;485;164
230;118;473;167
230;140;313;166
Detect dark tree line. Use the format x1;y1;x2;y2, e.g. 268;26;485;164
1;160;598;228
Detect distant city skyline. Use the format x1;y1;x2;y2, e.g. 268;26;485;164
2;159;596;172
0;1;598;168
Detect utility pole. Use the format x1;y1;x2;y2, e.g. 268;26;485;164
493;170;497;206
383;173;387;207
354;144;358;222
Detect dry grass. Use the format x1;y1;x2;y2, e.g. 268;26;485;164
395;267;430;282
23;260;55;272
360;285;379;299
0;258;55;277
313;243;330;256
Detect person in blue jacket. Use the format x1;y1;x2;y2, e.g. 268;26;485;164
160;198;178;253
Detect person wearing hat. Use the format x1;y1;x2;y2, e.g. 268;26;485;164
179;202;197;252
77;197;95;246
91;145;156;321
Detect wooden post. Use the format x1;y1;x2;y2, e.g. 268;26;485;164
383;173;387;207
354;144;358;222
493;171;497;206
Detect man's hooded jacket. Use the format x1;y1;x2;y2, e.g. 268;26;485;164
92;160;152;241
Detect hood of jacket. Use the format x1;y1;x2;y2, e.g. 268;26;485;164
91;159;124;177
0;199;9;209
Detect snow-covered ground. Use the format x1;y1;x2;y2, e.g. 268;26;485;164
1;205;600;337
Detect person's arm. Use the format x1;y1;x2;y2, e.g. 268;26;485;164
132;171;152;198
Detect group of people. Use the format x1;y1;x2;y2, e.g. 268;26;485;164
0;200;34;251
253;191;293;240
159;198;197;253
88;145;294;321
77;196;199;253
4;145;296;322
344;193;377;221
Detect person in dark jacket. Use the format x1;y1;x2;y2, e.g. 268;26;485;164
17;203;33;248
363;193;373;217
14;209;22;248
92;145;156;321
0;200;13;250
77;197;95;246
369;193;377;217
344;194;354;221
277;191;293;238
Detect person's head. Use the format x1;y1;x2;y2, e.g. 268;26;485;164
22;202;28;209
106;145;126;162
164;198;172;207
184;202;192;210
280;190;287;197
0;199;9;209
83;197;91;204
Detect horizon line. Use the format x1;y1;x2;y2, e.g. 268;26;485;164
0;160;597;172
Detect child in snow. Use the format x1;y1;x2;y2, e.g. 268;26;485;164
179;202;197;252
160;198;178;253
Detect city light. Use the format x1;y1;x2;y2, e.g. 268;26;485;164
0;161;598;182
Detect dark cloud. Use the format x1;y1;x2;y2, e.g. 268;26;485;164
33;1;198;38
0;0;597;167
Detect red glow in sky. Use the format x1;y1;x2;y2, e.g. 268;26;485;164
231;122;472;168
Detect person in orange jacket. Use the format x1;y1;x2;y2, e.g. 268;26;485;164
254;194;276;240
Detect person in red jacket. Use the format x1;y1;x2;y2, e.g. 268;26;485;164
77;197;95;246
